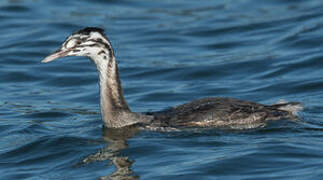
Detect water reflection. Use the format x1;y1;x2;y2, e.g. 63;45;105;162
79;126;140;180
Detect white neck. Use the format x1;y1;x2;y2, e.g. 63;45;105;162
92;55;131;127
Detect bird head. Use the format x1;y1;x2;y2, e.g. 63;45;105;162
41;27;114;64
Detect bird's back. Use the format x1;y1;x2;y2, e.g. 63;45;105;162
147;97;297;129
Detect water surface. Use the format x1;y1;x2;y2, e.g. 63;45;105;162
1;0;323;179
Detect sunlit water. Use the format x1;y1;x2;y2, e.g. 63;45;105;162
1;0;323;179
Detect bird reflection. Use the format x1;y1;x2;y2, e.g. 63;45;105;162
79;126;140;180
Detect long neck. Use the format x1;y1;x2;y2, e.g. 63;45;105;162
92;55;131;127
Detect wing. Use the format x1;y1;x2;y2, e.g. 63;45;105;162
149;97;289;128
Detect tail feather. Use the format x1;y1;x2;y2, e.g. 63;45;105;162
272;100;303;116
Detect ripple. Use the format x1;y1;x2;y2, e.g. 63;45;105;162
0;5;30;13
1;0;323;179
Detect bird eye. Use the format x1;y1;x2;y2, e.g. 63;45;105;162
76;41;81;45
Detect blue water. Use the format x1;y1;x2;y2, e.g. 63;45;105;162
1;0;323;179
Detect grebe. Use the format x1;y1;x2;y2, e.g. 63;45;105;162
41;27;302;129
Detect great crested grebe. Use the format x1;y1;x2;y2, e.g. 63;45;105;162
41;27;302;129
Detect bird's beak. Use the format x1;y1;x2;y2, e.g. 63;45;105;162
41;48;72;63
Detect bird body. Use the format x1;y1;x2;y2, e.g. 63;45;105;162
41;27;302;129
148;97;301;129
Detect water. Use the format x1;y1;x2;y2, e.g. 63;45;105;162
0;0;323;179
